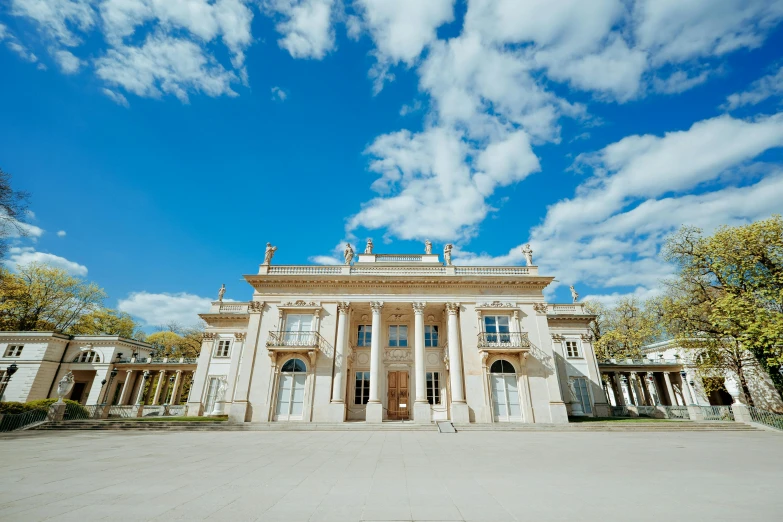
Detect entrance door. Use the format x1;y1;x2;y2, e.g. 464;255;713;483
490;359;522;422
276;358;307;421
387;371;409;420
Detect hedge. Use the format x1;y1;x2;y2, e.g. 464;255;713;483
0;399;88;416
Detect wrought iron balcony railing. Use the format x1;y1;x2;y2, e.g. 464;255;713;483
266;330;325;348
477;332;531;349
598;358;681;366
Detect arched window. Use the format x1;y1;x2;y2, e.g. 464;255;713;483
73;351;101;363
281;358;306;372
490;359;515;374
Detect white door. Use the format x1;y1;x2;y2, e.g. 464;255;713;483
276;374;307;420
284;314;313;345
491;375;522;422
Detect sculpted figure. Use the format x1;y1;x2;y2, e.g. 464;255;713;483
344;243;354;265
364;238;374;254
263;242;277;265
424;240;432;254
56;371;75;404
521;243;533;266
217;284;226;302
570;285;579;303
444;243;453;265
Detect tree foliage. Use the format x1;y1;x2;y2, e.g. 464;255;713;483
584;297;663;360
661;215;783;403
145;322;203;358
0;263;143;338
0;167;30;259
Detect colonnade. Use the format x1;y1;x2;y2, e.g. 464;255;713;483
111;368;194;406
329;301;468;423
605;370;690;407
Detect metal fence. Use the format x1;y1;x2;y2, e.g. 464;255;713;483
661;406;690;419
63;403;104;420
0;409;47;432
611;406;630;417
107;405;138;418
635;406;658;417
166;405;186;417
700;405;735;421
748;406;783;431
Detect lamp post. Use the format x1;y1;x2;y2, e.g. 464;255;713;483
0;363;19;401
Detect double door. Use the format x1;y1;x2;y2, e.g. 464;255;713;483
387;371;409;420
491;374;522;422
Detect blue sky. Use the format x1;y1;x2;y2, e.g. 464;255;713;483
2;1;783;329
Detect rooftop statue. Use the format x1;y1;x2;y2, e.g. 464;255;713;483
344;243;354;265
263;242;277;265
521;243;533;266
444;243;453;265
424;240;432;254
365;238;374;254
570;285;579;303
217;283;226;302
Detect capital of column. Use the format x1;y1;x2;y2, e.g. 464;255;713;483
412;302;425;314
445;302;460;315
248;301;264;313
126;370;133;375
370;301;384;313
337;301;351;314
176;370;182;375
159;369;166;375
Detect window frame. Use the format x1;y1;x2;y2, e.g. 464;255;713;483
572;377;593;414
214;339;232;358
356;325;372;347
482;315;512;343
424;325;439;347
426;371;441;405
73;351;100;363
565;339;581;358
4;345;24;357
354;371;370;405
388;325;408;347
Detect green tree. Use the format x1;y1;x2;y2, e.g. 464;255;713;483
662;215;783;403
0;167;31;259
145;322;203;358
584;297;662;360
70;308;145;339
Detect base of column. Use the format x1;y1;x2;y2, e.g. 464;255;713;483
47;403;66;422
450;402;470;424
549;401;569;424
228;402;249;423
593;402;611;417
186;402;204;417
366;401;383;423
731;403;752;424
327;402;347;423
414;402;431;424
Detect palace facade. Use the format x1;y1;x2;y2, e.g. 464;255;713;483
187;250;609;424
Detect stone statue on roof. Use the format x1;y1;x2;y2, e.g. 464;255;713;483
217;284;226;302
263;243;277;265
444;243;453;265
425;240;432;254
364;238;374;254
570;285;579;303
344;243;354;265
521;244;533;266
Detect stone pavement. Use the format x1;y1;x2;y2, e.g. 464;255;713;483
1;429;781;521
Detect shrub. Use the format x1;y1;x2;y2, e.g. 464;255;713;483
0;401;27;415
23;399;88;416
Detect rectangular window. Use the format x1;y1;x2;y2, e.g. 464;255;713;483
573;377;593;414
354;371;370;405
388;325;408;347
284;314;313;345
424;325;439;347
357;325;372;347
204;377;221;413
426;372;441;405
483;316;511;343
565;340;580;358
214;340;231;357
4;345;23;357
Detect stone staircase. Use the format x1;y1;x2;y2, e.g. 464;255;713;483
31;420;759;432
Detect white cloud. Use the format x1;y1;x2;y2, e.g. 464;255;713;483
56;230;66;237
0;209;44;239
264;0;336;59
652;69;712;94
53;48;82;73
95;33;238;103
399;99;422;116
4;246;88;276
309;255;340;265
6;40;39;63
271;85;287;101
724;65;783;110
118;291;212;327
102;88;129;107
10;0;96;47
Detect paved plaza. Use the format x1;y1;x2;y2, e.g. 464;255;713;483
1;429;781;521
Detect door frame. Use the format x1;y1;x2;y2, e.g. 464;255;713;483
386;370;410;420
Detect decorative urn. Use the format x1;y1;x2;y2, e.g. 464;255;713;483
56;372;75;404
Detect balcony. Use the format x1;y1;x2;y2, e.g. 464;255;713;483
477;332;531;351
598;358;682;368
266;331;326;349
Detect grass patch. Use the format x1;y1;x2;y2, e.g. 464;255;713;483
115;416;227;422
569;416;674;422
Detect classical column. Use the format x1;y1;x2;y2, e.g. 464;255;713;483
188;332;216;417
639;372;653;405
228;302;263;422
413;302;430;424
663;372;678;406
328;302;350;422
119;370;135;405
446;302;470;423
366;301;384;423
629;372;642;405
646;373;659;405
169;371;182;405
623;374;635;405
612;372;626;406
680;372;695;405
152;370;166;405
134;372;150;405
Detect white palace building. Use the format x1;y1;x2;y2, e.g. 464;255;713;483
186;243;609;424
